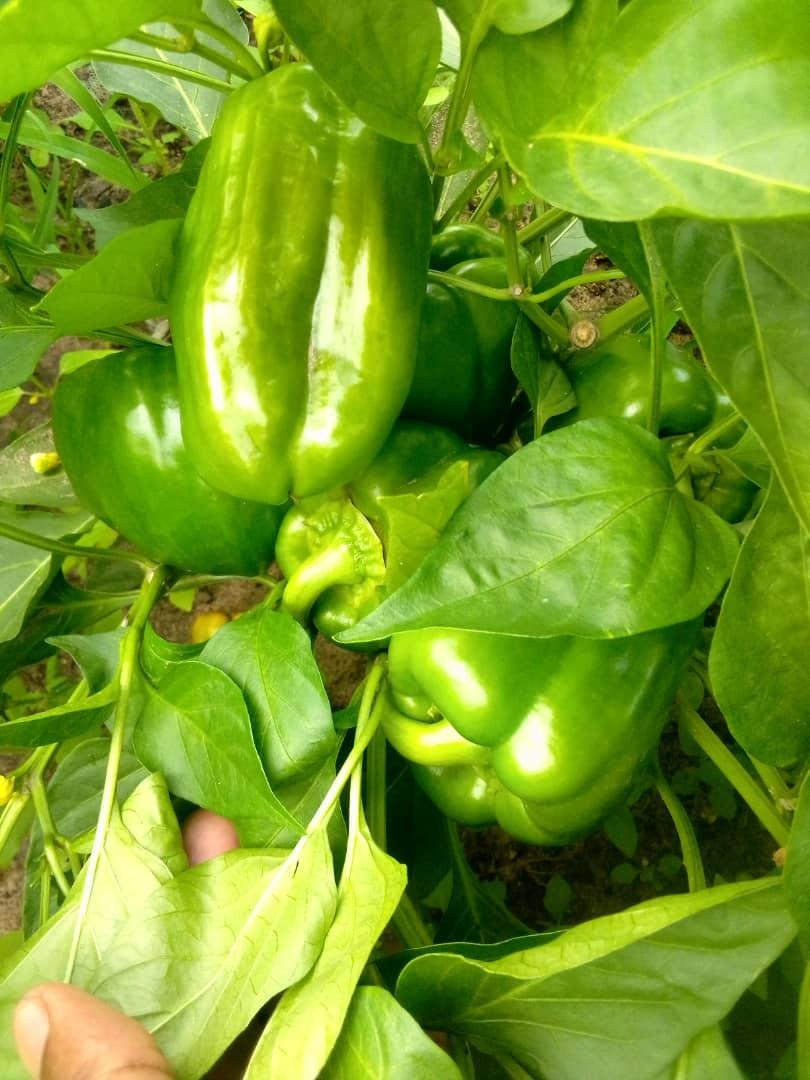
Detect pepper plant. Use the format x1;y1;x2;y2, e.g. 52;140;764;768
0;0;808;1077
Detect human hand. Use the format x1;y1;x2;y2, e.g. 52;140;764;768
13;809;239;1079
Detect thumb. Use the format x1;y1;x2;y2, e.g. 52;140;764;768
14;983;173;1079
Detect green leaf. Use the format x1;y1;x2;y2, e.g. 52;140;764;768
140;622;202;682
603;805;638;858
320;986;462;1080
0;509;92;645
584;220;653;301
24;736;148;935
0;576;135;687
272;0;441;143
437;823;529;945
722;429;771;491
134;660;303;843
245;808;406;1079
544;873;573;922
709;480;810;766
510;314;575;434
397;879;795;1080
475;0;810;221
201;606;337;785
0;0;198;99
654;1027;745;1080
77;140;209;249
651;219;810;532
339;419;738;643
36;220;180;334
0;114;145;192
0;389;22;418
0;682;117;749
441;0;573;40
48;630;124;693
90;833;338;1078
0;775;184;1080
785;776;810;942
0;424;78;510
93;1;247;144
0;288;57;393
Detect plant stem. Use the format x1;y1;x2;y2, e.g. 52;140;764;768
392;892;433;949
800;963;810;1080
677;700;790;847
365;728;388;851
173;16;265;81
88;50;235;95
639;224;668;434
751;760;794;806
499;166;525;293
525;270;626;306
427;268;511;300
64;565;168;981
435;33;479;168
517;207;571;247
281;544;357;621
595;292;650;346
306;659;387;837
0;520;155;568
469;174;499;223
655;761;706;891
0;93;33;228
518;299;571;350
435;153;504;230
686;412;742;458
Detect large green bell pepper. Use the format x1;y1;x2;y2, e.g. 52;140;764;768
171;64;432;505
404;257;523;443
381;621;700;844
52;348;285;574
276;422;501;639
554;333;716;437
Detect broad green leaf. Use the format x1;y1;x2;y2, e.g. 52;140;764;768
397;879;795;1080
36;220;180;335
0;509;92;645
77;140;209;249
0;114;145;191
654;1027;744;1080
245;809;406;1079
652;219;810;531
510;314;575;435
140;622;202;682
0;389;22;418
437;823;529;945
441;0;573;39
24;737;148;935
339;419;738;643
134;660;302;843
0;776;183;1080
91;832;338;1078
0;0;198;99
94;1;247;143
0;425;78;510
474;0;810;220
0;682;117;748
0;576;134;687
722;428;771;491
784;777;810;941
272;0;441;143
321;986;462;1080
201;606;336;785
0;288;57;393
709;481;810;766
48;630;124;693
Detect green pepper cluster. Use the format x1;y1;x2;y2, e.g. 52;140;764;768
51;64;761;850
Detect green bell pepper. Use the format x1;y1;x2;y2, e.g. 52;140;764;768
404;257;523;443
429;223;506;271
276;422;501;639
381;621;700;844
555;333;716;437
171;64;432;505
52;348;285;574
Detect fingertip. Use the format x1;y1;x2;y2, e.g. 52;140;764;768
182;809;240;866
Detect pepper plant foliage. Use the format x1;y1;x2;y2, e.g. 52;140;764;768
0;0;807;1077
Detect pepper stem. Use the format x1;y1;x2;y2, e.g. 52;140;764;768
380;696;489;767
281;542;359;621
